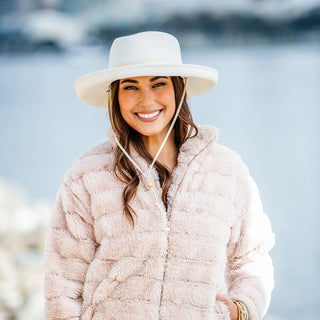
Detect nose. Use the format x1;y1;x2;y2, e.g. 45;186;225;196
138;88;154;108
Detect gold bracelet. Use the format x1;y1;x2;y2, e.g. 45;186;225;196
233;300;241;320
233;300;249;320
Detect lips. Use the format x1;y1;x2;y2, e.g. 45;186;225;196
136;110;162;121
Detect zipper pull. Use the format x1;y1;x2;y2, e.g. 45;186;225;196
147;181;163;216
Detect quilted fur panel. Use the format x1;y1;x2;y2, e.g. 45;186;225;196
44;125;274;320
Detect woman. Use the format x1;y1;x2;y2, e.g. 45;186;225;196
44;31;274;320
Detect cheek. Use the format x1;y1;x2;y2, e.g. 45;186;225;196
119;105;132;124
164;92;176;115
118;95;133;120
118;93;127;111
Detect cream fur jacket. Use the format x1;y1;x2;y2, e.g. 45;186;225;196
44;125;275;320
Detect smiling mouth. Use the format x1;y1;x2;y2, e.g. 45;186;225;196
136;110;162;121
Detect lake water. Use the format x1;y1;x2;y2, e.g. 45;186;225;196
0;41;319;319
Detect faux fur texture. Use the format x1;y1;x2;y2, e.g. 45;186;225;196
44;125;275;320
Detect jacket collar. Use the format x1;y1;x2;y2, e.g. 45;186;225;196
106;125;219;212
106;125;218;154
167;125;218;210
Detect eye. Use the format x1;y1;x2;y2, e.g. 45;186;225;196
153;82;166;88
123;85;138;90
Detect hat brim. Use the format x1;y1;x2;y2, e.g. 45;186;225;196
74;64;218;108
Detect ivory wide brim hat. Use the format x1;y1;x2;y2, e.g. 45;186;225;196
74;31;218;108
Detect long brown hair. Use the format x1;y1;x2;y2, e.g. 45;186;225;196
109;77;198;225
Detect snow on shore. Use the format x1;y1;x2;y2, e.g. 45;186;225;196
0;178;51;320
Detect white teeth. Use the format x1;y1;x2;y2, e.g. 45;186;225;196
137;110;160;119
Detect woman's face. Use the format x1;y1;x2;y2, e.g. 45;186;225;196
118;76;176;139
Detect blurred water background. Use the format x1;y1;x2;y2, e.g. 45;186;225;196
0;0;320;319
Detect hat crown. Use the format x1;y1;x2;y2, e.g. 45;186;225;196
109;31;182;68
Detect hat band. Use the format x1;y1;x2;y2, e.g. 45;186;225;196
114;59;181;68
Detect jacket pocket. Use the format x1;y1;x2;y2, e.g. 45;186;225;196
92;257;145;305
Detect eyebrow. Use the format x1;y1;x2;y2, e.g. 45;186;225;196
120;76;168;84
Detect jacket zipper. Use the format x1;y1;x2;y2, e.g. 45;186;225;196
149;173;172;319
158;213;170;319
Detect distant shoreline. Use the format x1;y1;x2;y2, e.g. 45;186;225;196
0;7;319;53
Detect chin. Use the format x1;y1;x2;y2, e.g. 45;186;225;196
139;130;162;138
137;127;166;138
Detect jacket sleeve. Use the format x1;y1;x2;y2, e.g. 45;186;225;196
226;174;275;320
44;175;97;320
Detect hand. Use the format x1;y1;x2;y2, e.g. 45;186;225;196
216;294;238;320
